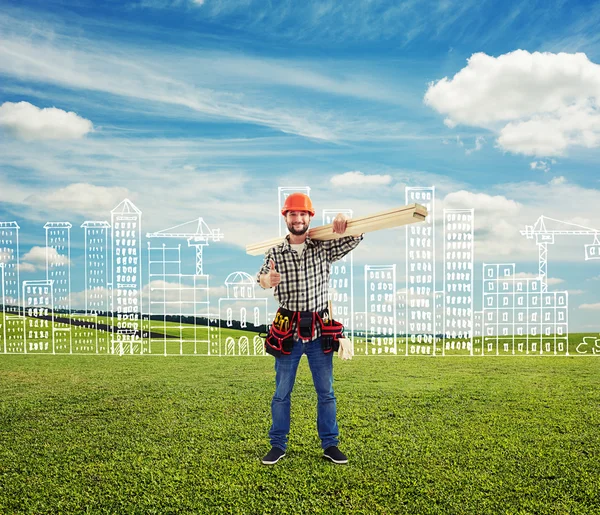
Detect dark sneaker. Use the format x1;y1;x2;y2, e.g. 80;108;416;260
323;446;348;464
262;447;286;465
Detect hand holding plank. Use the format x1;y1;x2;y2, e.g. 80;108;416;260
332;214;348;234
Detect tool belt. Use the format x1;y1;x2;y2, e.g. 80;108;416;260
264;307;345;358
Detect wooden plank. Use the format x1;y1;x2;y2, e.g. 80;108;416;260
246;203;428;256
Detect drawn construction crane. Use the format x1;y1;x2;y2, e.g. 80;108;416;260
146;218;224;275
521;216;600;292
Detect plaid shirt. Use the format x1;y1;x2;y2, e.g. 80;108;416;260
257;234;363;340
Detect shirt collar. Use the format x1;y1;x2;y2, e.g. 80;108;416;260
282;235;317;252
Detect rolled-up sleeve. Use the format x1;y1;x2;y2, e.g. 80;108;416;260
256;248;275;288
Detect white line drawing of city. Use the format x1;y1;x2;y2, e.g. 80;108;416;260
1;189;599;356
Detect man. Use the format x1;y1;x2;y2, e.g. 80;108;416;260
256;192;363;465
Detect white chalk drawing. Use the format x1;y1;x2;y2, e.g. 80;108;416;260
0;222;21;315
146;217;223;355
323;209;354;341
405;187;435;355
218;272;267;356
521;216;600;292
45;222;72;353
481;264;568;355
576;335;600;354
81;221;111;314
443;209;474;355
23;280;53;354
1;190;599;357
108;200;143;355
365;265;397;354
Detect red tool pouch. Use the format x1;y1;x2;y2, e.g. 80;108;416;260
265;308;295;358
318;313;344;353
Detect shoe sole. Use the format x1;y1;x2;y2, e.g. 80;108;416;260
262;453;285;465
323;454;348;464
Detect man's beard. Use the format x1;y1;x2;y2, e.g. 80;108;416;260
287;221;309;236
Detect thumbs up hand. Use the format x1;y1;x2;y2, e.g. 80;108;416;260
266;259;281;288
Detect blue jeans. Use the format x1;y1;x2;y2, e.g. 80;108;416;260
269;337;338;451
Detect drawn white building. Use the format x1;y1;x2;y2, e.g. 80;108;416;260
473;311;483;355
434;291;444;355
146;218;222;355
82;221;111;314
111;199;143;355
365;264;396;354
443;209;474;355
71;312;101;354
219;272;267;356
323;209;354;340
405;187;435;355
44;222;72;353
23;280;53;354
396;290;407;354
0;222;20;316
482;264;568;355
278;186;311;237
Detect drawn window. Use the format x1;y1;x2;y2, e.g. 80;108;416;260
240;308;247;328
254;307;260;326
227;308;233;327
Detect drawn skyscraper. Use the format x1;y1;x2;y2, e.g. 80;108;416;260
0;222;20;315
443;209;474;355
111;199;143;355
405;187;435;355
23;280;53;354
323;209;354;340
81;221;111;314
365;264;396;354
482;264;568;355
44;222;72;353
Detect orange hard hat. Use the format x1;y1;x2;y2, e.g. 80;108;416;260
281;192;315;216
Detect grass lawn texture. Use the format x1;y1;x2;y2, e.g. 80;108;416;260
1;356;598;514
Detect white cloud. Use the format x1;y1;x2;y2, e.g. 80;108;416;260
549;176;566;185
465;136;485;155
21;246;70;271
17;262;37;273
568;289;585;295
530;161;551;172
330;171;392;187
580;302;600;310
24;183;132;218
0;25;415;143
0;101;93;141
68;287;111;310
424;50;600;157
443;190;520;214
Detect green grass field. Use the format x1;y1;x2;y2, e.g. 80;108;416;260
1;355;598;514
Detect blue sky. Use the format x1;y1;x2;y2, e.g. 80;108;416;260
1;0;600;331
